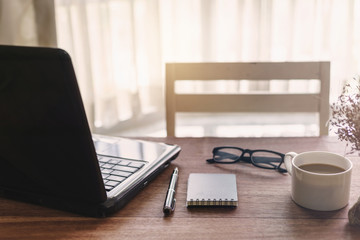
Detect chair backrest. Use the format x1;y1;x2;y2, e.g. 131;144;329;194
165;62;330;137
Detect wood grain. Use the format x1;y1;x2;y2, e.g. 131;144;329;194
1;137;360;239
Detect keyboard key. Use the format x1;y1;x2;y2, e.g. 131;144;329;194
129;162;145;168
101;168;112;174
102;163;115;169
106;180;120;187
108;175;126;182
104;181;120;191
101;173;110;179
98;157;107;163
111;170;132;178
108;159;121;164
119;160;131;166
113;165;138;173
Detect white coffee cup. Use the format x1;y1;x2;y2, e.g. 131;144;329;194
284;151;352;211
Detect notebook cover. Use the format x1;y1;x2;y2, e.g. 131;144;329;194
186;173;238;207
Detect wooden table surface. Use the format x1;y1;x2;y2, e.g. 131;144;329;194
1;137;360;239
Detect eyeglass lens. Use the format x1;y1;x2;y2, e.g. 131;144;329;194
251;151;283;169
214;148;243;163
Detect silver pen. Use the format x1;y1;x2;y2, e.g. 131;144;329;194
163;167;179;215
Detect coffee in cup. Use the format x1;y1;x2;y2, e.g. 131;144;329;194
284;151;352;211
298;163;345;174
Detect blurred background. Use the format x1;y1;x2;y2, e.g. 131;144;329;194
1;0;359;137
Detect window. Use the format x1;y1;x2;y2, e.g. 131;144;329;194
55;0;360;137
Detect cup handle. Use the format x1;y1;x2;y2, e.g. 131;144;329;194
284;152;297;175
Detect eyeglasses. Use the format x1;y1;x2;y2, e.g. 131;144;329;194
206;146;287;173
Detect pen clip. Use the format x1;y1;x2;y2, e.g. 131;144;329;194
171;197;176;211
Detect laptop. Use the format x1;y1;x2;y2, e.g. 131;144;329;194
0;45;181;217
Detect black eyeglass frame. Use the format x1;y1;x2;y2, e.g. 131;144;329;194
206;146;287;173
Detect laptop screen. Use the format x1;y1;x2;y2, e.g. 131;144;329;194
0;45;107;203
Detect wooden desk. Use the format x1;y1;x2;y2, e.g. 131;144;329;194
1;137;360;239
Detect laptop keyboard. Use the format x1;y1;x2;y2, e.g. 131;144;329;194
98;155;145;191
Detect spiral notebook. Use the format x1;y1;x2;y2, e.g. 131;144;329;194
186;173;238;207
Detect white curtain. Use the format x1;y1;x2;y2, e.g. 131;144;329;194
55;0;163;132
0;0;57;47
54;0;360;135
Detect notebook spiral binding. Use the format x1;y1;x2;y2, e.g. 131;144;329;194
186;198;238;207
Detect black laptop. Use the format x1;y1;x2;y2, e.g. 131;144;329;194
0;45;181;217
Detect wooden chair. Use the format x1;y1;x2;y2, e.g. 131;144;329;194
165;62;330;137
